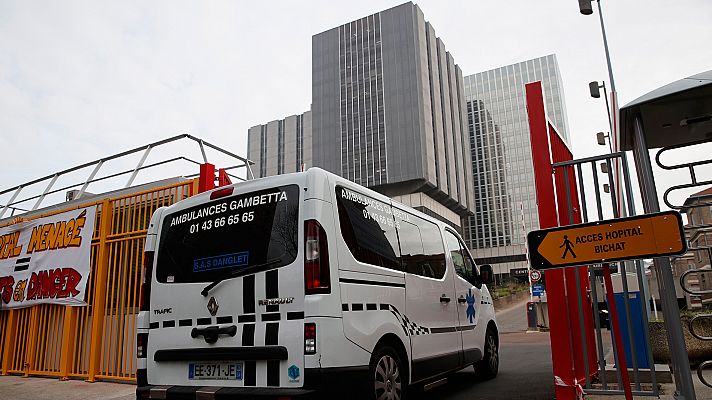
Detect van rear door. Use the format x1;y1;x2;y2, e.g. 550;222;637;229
147;184;305;388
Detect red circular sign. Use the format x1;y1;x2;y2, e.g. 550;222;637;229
530;270;542;282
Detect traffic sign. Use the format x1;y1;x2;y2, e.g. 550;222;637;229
530;269;542;282
532;283;545;297
527;211;686;270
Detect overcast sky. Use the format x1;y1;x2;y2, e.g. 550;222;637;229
1;0;711;212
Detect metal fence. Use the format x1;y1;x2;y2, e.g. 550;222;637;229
660;137;712;388
552;151;658;396
0;180;196;382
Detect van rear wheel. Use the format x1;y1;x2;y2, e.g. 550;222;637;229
370;345;407;400
474;327;499;380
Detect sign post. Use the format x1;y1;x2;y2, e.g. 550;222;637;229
527;211;686;271
527;210;686;400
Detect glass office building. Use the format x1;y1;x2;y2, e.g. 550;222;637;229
462;54;570;279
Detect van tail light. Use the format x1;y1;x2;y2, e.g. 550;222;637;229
210;186;234;200
304;220;330;294
304;323;317;355
137;333;148;358
139;250;154;312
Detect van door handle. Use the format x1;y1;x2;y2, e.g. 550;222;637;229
458;296;467;304
191;325;237;344
439;295;451;304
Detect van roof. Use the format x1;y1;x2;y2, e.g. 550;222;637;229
189;167;454;233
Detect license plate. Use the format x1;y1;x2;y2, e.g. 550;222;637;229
188;362;243;380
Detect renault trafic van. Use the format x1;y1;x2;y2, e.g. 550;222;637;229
136;168;498;399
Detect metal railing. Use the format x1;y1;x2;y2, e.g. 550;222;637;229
0;134;254;219
553;151;658;396
659;137;712;389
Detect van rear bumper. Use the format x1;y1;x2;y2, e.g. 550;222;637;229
136;366;368;399
136;385;315;399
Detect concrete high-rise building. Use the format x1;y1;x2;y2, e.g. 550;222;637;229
247;111;312;178
249;2;474;228
462;54;570;278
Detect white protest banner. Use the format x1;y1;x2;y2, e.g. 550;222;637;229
0;206;96;309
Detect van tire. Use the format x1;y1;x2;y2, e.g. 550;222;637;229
369;345;407;400
474;327;499;380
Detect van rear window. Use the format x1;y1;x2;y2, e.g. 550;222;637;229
156;185;299;283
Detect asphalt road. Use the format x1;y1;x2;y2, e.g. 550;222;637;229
409;299;555;400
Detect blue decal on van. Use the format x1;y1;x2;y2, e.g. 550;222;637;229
193;251;249;272
288;364;300;381
466;289;476;323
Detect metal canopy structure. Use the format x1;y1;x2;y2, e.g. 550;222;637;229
619;70;712;400
619;70;712;151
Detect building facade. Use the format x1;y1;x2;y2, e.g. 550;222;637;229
670;186;712;308
311;1;474;226
249;2;474;228
247;110;312;178
462;54;571;278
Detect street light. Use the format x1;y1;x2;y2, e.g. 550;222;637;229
590;81;614;138
578;0;617;132
578;0;593;15
597;131;613;153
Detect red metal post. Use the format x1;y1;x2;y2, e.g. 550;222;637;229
217;168;232;187
198;163;216;193
527;81;577;400
549;124;599;383
526;81;597;398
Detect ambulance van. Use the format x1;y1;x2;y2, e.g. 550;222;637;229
136;167;498;399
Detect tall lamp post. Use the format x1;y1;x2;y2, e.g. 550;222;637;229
579;2;697;399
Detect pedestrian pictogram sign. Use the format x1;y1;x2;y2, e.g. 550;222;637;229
527;211;686;270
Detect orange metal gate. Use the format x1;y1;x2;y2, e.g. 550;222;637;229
0;180;196;382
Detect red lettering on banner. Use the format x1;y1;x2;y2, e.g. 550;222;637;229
26;268;83;300
0;275;15;303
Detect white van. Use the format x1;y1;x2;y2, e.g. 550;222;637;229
136;168;498;399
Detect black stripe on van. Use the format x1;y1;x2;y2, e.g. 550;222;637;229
243;275;255;314
265;270;279;313
266;323;280;387
339;278;405;288
287;311;304;320
238;314;256;323
149;322;159;329
261;313;281;322
241;323;257;386
244;361;256;386
242;324;255;346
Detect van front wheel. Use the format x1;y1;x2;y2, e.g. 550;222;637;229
474;327;499;380
370;346;406;400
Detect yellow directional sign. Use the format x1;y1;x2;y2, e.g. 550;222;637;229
527;211;686;270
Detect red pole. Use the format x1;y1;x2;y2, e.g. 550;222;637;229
602;264;633;400
526;82;577;400
198;163;215;193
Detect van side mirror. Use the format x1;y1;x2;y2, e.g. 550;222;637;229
480;264;493;285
